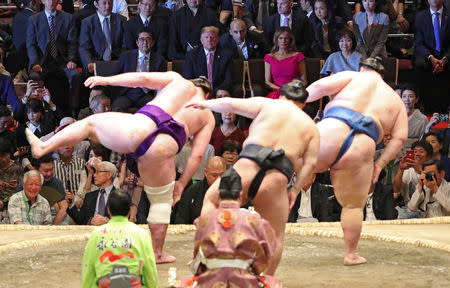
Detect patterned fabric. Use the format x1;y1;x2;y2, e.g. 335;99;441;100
0;161;23;203
8;191;52;225
48;15;57;58
53;156;86;193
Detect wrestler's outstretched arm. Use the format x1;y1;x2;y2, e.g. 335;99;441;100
85;71;183;90
373;107;408;183
186;97;269;119
173;112;216;204
305;71;354;103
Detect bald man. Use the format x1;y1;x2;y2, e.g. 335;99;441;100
175;156;227;224
306;57;408;265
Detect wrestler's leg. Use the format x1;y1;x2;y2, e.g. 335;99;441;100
253;172;289;275
331;161;372;265
27;112;155;158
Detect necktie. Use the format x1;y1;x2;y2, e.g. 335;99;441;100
433;12;441;52
207;51;213;87
283;16;289;27
140;55;147;72
34;128;41;138
49;15;57;59
98;189;106;216
144;18;149;27
103;18;112;61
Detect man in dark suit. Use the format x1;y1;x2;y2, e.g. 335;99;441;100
123;0;168;57
168;0;224;60
113;30;167;111
79;0;126;74
26;0;81;111
288;173;333;223
263;0;313;56
413;0;450;113
66;161;116;225
11;0;40;74
183;26;232;91
243;0;278;32
219;19;269;60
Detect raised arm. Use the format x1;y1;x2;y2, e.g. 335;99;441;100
306;71;354;103
84;71;183;90
187;97;269;119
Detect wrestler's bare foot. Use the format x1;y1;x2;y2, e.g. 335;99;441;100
343;253;367;266
25;128;44;158
156;252;176;264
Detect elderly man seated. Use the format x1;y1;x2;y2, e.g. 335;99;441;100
8;170;52;225
408;159;450;218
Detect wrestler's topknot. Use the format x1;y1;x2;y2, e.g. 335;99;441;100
190;76;212;98
219;168;242;200
280;79;309;103
359;57;385;75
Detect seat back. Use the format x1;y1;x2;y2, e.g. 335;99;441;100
94;60;119;76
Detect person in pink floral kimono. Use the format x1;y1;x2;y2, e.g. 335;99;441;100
182;168;284;288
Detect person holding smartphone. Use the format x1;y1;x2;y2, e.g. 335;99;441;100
407;159;450;218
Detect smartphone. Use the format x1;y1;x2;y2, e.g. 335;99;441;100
406;150;414;160
66;180;72;205
425;172;436;182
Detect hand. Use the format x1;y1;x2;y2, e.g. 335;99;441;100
396;15;409;32
42;88;52;104
287;189;297;211
172;181;184;206
32;64;43;73
66;61;77;69
417;172;425;193
85;161;94;175
65;190;74;205
25;80;39;98
428;113;440;127
253;29;264;34
423;173;439;193
6;181;18;190
84;76;108;88
0;182;6;193
185;102;206;110
75;199;83;210
87;63;95;74
399;155;413;170
14;146;29;157
0;200;3;210
372;162;383;184
90;214;109;226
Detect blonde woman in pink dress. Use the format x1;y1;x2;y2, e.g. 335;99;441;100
264;27;307;99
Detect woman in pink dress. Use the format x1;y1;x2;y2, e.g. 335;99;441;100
264;27;307;99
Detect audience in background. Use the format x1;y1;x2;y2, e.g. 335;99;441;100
401;84;428;149
219;140;242;166
423;132;450;181
210;109;246;155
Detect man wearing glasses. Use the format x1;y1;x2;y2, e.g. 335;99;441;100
66;161;117;225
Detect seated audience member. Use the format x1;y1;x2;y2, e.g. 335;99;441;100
26;0;81;112
0;106;17;153
168;0;224;60
8;170;52;225
16;99;58;171
401;84;428;149
425;107;450;135
320;28;363;76
175;156;226;224
66;161;116;225
265;27;306;99
176;137;216;185
263;0;314;56
408;159;450;218
72;0;97;35
413;0;450;114
353;0;389;58
310;0;345;59
392;83;403;96
210;109;246;155
53;145;86;193
393;140;433;218
300;0;314;19
78;92;111;120
0;73;23;121
81;189;159;288
219;139;242;166
76;143;113;208
424;132;450;181
182;168;283;287
219;19;269;60
364;170;398;221
113;30;167;111
79;0;127;74
288;173;333;223
124;0;168;56
182;26;233;92
0;138;23;220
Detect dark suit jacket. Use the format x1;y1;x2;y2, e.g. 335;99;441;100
244;0;278;27
115;49;167;100
263;11;314;56
364;183;398;220
310;16;345;58
71;4;96;36
67;187;114;225
26;10;77;68
174;179;209;224
79;13;127;69
414;8;450;62
288;182;333;222
219;30;269;59
12;8;35;51
182;45;233;90
123;14;168;56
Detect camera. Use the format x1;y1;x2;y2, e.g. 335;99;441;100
425;172;436;182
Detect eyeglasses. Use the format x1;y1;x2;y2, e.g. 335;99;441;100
138;37;152;42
